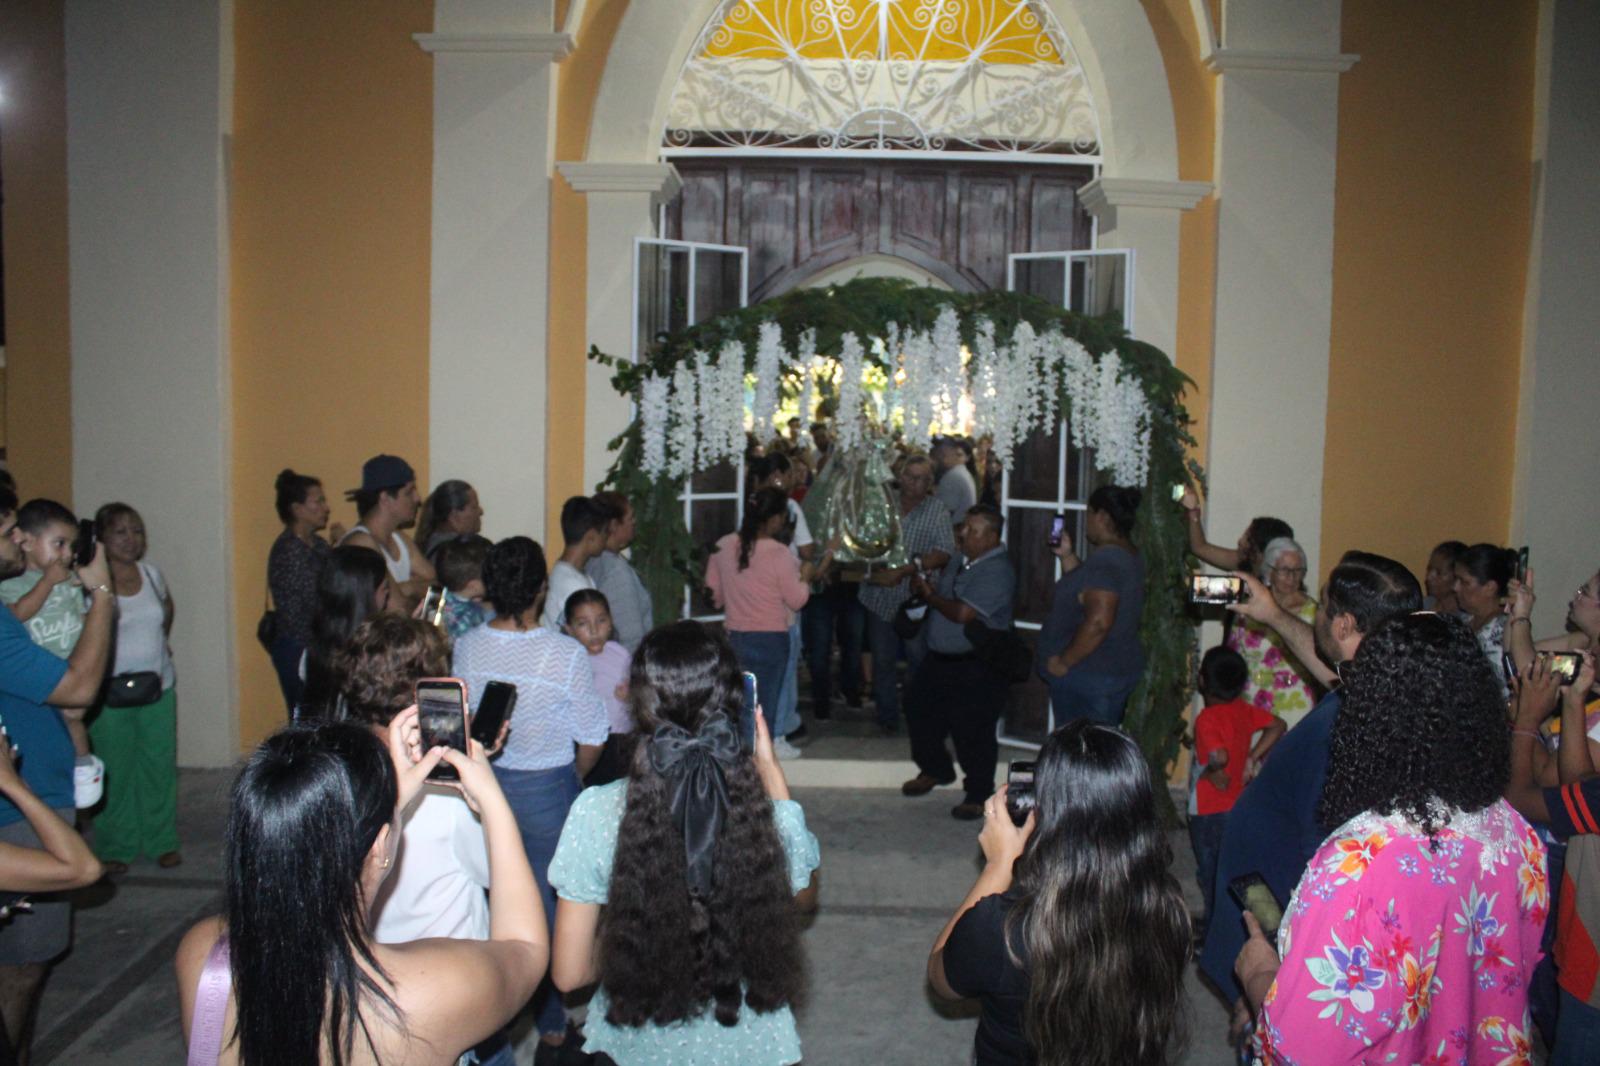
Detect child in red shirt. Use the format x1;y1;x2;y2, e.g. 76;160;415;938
1189;646;1286;937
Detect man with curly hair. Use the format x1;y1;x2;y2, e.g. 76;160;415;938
1196;551;1421;1034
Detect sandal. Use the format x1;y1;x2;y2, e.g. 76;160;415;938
157;851;183;869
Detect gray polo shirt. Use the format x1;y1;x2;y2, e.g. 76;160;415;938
926;546;1016;655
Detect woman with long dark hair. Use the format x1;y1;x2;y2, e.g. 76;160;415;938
704;487;832;749
929;720;1190;1066
175;716;546;1065
1234;612;1546;1064
299;546;390;720
266;468;331;713
1453;542;1517;697
415;479;483;557
549;621;820;1065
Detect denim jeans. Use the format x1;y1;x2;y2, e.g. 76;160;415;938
863;611;924;728
774;622;803;736
1188;812;1228;934
268;633;305;720
800;581;864;710
1045;667;1142;728
1553;990;1600;1065
727;629;790;747
492;763;581;1036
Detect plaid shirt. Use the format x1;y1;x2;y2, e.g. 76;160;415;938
859;495;956;623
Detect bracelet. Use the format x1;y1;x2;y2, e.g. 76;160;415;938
1510;729;1542;741
1508;617;1531;627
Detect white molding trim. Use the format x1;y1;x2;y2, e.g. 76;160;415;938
1205;48;1359;74
413;32;575;59
557;161;682;201
1080;177;1212;216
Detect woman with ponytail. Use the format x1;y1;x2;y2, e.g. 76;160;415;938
266;468;330;714
175;714;547;1065
415;479;483;557
929;720;1190;1066
1452;542;1518;698
549;621;820;1065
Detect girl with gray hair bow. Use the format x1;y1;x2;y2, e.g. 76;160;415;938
1226;536;1323;730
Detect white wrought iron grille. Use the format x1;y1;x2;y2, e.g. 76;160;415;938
664;0;1102;159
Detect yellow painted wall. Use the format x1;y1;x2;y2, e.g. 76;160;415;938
231;0;434;749
1322;2;1536;578
545;0;631;548
0;0;73;504
1142;0;1217;463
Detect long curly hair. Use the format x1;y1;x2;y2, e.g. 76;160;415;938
1006;721;1190;1066
1318;611;1508;839
599;621;806;1027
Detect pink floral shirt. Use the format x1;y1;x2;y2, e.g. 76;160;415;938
1255;800;1547;1066
1226;599;1320;728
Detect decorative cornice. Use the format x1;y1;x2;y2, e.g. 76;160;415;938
413;32;575;60
1079;177;1212;218
556;162;682;201
1204;48;1359;74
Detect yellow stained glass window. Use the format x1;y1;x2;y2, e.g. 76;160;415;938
704;0;1063;65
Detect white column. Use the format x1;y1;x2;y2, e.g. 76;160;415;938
555;163;682;491
1511;0;1600;633
1079;178;1212;359
417;1;570;542
64;0;237;766
1203;0;1356;582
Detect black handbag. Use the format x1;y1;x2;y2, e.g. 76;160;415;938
963;620;1033;685
105;671;163;708
256;586;277;653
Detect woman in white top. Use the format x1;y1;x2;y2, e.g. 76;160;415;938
452;535;609;1057
92;503;180;873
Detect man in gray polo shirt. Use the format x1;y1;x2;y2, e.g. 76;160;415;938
900;505;1016;820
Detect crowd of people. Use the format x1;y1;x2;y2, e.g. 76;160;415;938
0;425;1597;1065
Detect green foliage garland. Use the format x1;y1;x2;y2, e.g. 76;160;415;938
591;278;1202;799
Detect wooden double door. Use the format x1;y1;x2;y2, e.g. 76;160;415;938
664;157;1094;300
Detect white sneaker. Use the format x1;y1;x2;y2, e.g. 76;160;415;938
772;737;804;761
75;754;105;809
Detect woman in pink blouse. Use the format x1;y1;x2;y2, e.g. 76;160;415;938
705;488;834;748
1235;612;1547;1065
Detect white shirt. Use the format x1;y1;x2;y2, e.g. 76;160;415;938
543;560;597;631
342;524;412;583
452;626;611;770
786;499;813;560
113;562;175;688
370;788;490;944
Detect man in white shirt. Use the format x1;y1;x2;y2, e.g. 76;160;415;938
933;437;977;530
542;496;606;631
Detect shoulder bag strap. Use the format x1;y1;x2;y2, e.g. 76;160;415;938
187;936;232;1065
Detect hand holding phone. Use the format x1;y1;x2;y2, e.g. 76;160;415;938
1004;761;1036;826
1189;574;1248;606
417;586;446;627
1228;873;1285;940
415;678;470;781
470;681;517;747
1047;514;1066;549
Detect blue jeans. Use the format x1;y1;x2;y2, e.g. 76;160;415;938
1188;812;1227;933
727;630;789;747
268;633;305;720
1553;990;1600;1065
774;622;802;736
801;582;864;710
492;763;581;1036
1045;668;1142;727
863;610;924;728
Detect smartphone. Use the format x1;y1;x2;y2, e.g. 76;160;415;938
1189;574;1248;606
1227;873;1285;940
419;585;446;627
470;680;517;747
72;518;97;569
1516;546;1530;584
741;671;759;749
1544;651;1582;686
1004;761;1036;826
415;677;469;781
1047;514;1066;549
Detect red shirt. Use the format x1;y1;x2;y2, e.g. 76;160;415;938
1193;699;1279;816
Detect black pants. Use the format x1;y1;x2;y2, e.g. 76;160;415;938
906;652;1003;804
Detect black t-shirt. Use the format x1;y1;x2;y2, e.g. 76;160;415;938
943;892;1033;1066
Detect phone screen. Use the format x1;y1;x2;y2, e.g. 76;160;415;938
1047;514;1066;548
1546;652;1581;686
416;679;468;780
1228;874;1284;939
471;681;517;747
1516;547;1530;584
741;671;758;750
420;586;446;627
1189;574;1245;605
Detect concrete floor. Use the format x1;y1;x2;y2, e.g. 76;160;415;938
31;755;1236;1065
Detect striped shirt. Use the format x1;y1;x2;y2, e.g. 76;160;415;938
1545;776;1600;1006
452;626;609;771
858;495;957;623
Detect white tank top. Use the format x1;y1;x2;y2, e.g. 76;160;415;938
343;524;412;583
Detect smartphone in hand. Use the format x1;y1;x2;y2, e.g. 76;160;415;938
471;681;517;747
1189;574;1248;606
1047;514;1066;549
415;677;469;781
1228;873;1284;939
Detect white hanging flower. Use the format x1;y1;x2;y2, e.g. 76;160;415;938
900;327;936;450
883;322;902;428
752;323;782;442
667;360;699;480
1086;351;1152;487
717;340;746;462
794;329;817;444
1056;336;1097;451
835;331;866;452
638;373;670;476
929;306;965;431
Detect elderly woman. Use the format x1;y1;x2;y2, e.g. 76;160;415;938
1226;536;1320;730
1453;543;1516;699
415;479;484;557
1235;612;1545;1064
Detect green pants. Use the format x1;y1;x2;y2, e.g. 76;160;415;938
89;686;179;862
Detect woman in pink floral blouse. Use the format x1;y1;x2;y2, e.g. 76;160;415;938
1227;536;1322;730
1235;612;1547;1065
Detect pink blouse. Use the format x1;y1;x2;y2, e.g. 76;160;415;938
1255;799;1547;1066
703;534;810;633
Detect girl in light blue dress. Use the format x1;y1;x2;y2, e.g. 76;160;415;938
549;621;820;1065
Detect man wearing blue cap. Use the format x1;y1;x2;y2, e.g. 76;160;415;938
340;454;437;612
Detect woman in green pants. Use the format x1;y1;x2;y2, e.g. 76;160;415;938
92;503;179;873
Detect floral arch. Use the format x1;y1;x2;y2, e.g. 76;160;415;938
592;277;1202;791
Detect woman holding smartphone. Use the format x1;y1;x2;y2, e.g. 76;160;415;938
549;621;820;1065
175;713;547;1065
927;719;1190;1066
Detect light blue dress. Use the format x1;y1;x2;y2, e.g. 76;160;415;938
548;780;821;1065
